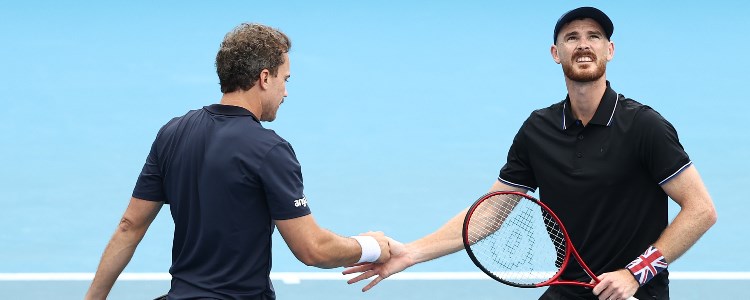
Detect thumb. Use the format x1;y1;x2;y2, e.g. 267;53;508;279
387;237;405;256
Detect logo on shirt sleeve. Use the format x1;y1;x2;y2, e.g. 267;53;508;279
293;196;308;208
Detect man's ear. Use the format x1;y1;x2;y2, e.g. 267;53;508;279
258;69;270;89
551;45;561;64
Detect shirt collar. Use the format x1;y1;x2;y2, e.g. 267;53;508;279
203;104;260;123
562;81;619;130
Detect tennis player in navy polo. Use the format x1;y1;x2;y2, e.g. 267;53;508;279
86;23;398;300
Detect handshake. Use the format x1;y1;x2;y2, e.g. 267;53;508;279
342;231;413;292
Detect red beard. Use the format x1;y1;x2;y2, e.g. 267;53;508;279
562;50;607;82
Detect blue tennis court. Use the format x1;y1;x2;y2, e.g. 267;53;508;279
2;277;749;299
1;1;748;299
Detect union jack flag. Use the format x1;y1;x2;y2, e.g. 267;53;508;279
626;245;668;286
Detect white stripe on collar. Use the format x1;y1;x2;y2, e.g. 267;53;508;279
561;94;619;130
606;94;619;126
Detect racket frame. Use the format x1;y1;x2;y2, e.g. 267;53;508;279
462;191;600;289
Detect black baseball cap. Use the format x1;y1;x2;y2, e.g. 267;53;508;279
553;7;614;44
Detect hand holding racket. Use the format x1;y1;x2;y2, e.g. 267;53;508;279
462;191;638;300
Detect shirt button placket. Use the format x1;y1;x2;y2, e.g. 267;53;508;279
573;129;585;170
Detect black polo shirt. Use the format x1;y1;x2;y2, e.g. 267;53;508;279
133;104;311;300
499;82;691;295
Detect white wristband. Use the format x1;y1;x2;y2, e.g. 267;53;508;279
351;236;381;263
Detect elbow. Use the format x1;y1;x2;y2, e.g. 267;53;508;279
296;251;321;267
296;248;335;269
704;205;718;228
117;217;146;236
693;201;718;232
300;258;331;269
118;217;135;233
291;240;327;268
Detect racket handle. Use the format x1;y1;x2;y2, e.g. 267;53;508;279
626;297;639;300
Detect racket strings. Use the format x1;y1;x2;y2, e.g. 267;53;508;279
542;210;567;268
467;194;567;286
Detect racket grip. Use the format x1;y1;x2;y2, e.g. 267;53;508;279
626;297;639;300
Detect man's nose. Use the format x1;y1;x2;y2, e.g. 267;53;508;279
576;41;591;51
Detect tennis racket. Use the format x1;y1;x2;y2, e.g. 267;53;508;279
462;191;637;300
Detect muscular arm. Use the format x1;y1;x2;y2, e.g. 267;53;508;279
407;180;528;264
344;180;527;291
85;197;163;300
593;165;717;300
275;214;390;269
655;164;717;262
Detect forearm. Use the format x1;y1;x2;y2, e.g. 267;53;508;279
309;231;362;268
652;201;717;263
409;181;525;264
277;215;368;268
86;198;161;299
653;166;717;264
409;208;468;264
85;223;148;299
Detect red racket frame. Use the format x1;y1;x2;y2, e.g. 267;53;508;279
462;191;601;289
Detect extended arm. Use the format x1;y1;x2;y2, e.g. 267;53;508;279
275;214;392;269
405;180;528;264
344;180;527;291
85;197;163;300
593;165;717;300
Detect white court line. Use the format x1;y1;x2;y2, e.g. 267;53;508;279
1;272;749;284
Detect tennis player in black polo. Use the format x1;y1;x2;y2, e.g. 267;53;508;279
344;7;717;300
85;23;398;300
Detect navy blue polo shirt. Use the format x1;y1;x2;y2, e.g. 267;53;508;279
133;104;311;300
498;82;690;295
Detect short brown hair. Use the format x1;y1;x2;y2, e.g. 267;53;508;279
215;23;291;93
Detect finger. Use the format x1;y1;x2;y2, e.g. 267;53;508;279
344;262;368;268
342;264;373;275
598;289;615;300
347;270;378;284
591;274;608;295
362;275;384;292
615;290;636;300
